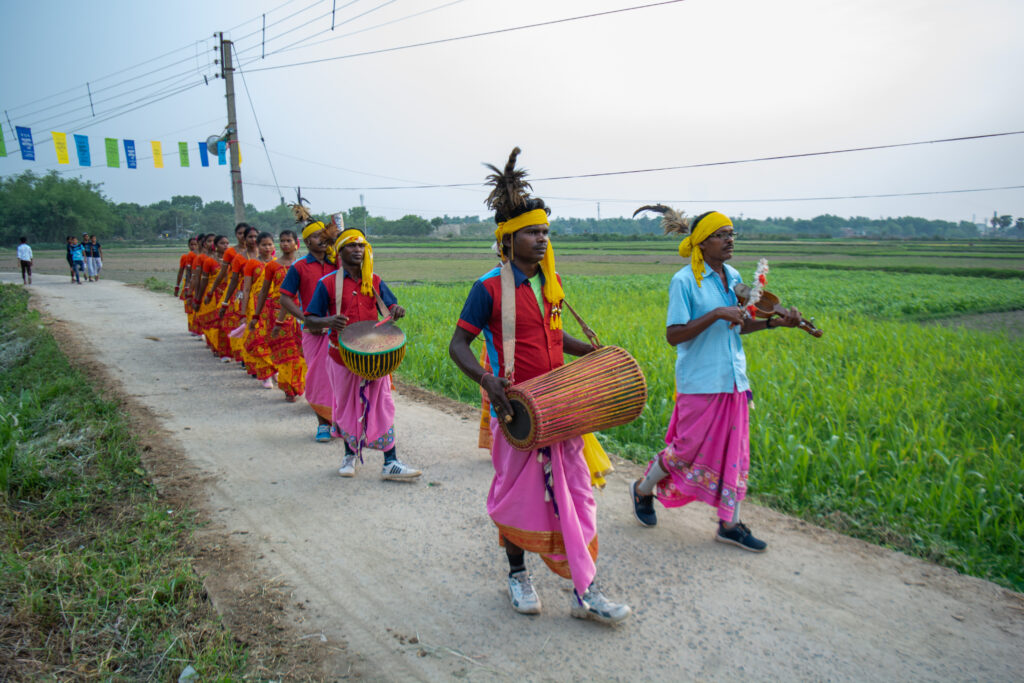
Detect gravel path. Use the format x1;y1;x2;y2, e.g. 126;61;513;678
8;273;1023;682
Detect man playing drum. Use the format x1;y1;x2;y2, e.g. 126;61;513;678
304;228;422;481
448;148;631;625
279;216;337;442
629;206;803;551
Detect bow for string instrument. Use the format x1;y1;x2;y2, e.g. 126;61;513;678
733;283;823;338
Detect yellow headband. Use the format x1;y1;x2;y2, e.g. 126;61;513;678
302;221;325;240
678;211;732;288
493;208;564;329
335;229;375;296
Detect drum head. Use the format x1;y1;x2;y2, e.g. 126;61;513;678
505;397;533;442
340;320;405;354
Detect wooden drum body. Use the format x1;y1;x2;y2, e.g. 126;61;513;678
339;320;406;381
500;345;647;451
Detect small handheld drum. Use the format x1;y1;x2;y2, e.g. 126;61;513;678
339;320;406;380
500;345;647;451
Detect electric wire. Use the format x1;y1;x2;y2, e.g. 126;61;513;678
232;44;284;204
239;0;691;73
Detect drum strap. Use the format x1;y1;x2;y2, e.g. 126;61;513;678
499;263;605;383
500;262;516;383
334;269;391;320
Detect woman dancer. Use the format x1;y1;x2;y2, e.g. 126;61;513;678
240;232;277;388
194;235;232;359
251;230;306;402
220;225;260;366
629;206;802;551
176;236;201;335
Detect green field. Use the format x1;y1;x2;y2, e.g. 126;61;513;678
7;238;1024;590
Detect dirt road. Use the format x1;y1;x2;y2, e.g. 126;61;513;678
8;273;1023;682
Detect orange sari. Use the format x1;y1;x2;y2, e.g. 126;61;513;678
263;260;306;399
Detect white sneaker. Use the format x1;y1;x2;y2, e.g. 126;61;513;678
261;377;274;389
570;585;631;625
220;356;232;363
381;460;421;481
507;570;541;615
338;454;356;477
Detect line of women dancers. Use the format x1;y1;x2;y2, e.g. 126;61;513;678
174;225;307;403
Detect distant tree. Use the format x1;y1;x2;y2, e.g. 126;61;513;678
346;206;369;229
0;170;115;243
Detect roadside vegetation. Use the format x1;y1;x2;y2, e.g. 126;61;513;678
0;284;247;679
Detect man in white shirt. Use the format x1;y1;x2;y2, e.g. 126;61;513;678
16;237;33;285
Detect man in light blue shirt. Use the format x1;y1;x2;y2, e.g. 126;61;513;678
630;208;802;553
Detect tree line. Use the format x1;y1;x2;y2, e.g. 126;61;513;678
2;170;1021;245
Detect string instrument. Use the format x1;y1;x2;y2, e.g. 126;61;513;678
734;283;823;338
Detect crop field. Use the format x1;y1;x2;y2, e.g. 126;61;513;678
7;238;1024;589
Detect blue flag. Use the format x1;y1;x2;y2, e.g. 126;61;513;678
198;141;210;167
217;140;226;165
124;139;137;169
15;126;35;161
74;134;91;166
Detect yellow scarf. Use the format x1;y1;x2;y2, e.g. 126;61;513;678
335;229;375;296
677;211;732;288
301;221;325;240
494;208;564;329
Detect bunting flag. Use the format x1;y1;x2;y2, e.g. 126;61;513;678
74;134;91;166
105;137;120;168
53;132;70;164
0;123;7;157
217;140;226;165
15;126;35;161
197;140;209;167
151;141;163;168
124;139;137;169
178;141;189;167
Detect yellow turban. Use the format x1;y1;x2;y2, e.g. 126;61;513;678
678;211;732;288
494;208;564;329
335;229;375;296
301;221;325;240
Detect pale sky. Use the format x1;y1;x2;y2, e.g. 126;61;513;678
1;0;1022;223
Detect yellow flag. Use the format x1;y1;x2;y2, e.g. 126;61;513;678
151;141;163;169
52;132;70;164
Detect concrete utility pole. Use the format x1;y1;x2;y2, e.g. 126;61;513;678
220;33;245;225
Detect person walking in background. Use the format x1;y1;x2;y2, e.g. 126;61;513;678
629;206;802;552
17;237;33;285
68;236;85;284
65;236;75;282
87;234;103;281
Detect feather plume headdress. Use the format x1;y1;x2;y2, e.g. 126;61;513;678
483;147;562;328
635;204;732;287
632;204;690;236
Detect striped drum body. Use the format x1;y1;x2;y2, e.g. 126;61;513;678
501;345;647;451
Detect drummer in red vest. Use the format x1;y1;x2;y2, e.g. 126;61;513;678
279;214;337;442
448;147;631;625
303;227;422;481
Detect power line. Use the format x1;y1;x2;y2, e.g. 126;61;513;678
232;44;284;203
234;130;1024;191
240;0;690;73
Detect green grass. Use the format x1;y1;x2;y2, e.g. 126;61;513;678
392;269;1024;590
0;284;248;679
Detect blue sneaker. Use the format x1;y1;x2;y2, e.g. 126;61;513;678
716;521;767;552
315;424;331;443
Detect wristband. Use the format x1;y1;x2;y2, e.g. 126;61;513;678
480;372;493;386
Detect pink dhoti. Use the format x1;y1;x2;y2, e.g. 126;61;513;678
487;419;597;597
650;390;750;522
326;360;396;454
301;329;333;422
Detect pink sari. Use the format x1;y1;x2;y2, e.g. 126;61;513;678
649;389;750;522
487;420;597;597
301;329;333;422
326;359;396;454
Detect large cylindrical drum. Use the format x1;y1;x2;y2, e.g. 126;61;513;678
339;320;406;380
500;345;647;451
